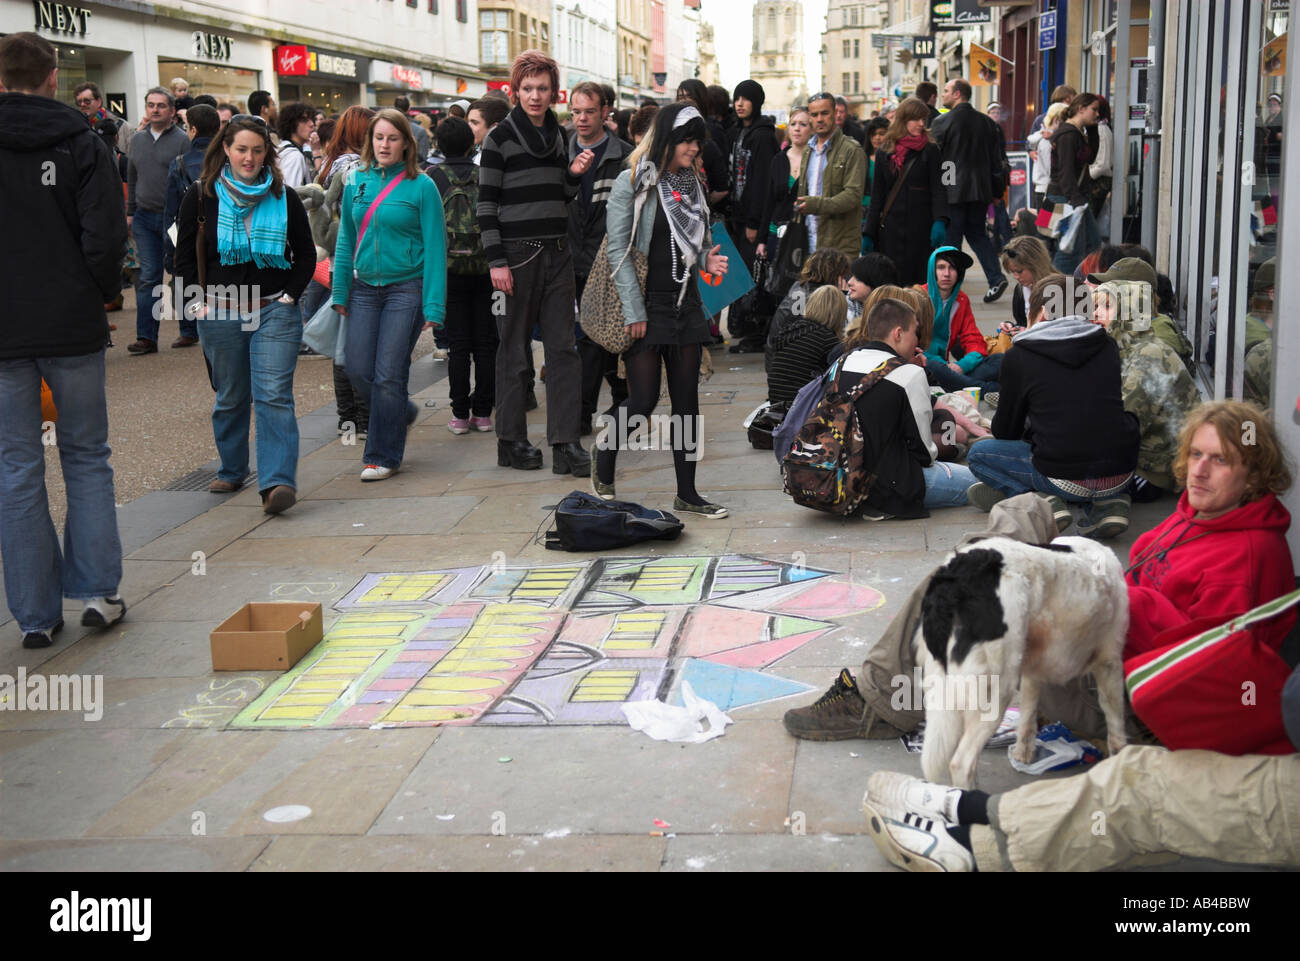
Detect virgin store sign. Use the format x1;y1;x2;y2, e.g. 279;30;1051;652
392;65;423;89
275;45;309;76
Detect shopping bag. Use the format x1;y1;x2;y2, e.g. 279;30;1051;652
766;216;808;300
1057;205;1086;255
302;300;347;366
698;222;755;319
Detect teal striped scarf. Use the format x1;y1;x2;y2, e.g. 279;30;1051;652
215;166;290;269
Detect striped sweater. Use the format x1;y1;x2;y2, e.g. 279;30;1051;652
477;106;581;267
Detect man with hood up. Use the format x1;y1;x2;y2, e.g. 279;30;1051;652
1091;278;1201;500
967;272;1140;539
916;246;1001;394
727;79;778;265
0;33;129;648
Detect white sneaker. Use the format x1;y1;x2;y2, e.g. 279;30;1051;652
861;795;975;872
81;595;126;629
360;464;395;482
866;770;964;825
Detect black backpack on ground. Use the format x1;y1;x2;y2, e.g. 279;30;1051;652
544;491;684;552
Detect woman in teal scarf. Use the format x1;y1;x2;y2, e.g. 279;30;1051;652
174;117;317;513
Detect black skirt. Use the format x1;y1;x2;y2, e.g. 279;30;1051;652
627;203;711;354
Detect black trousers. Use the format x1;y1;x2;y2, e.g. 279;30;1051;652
575;272;627;422
445;271;498;418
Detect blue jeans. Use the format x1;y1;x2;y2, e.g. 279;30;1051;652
968;439;1095;503
345;279;424;469
0;351;122;633
922;461;977;509
1047;194;1101;275
926;353;1004;393
945;201;1006;289
198;300;301;492
133;208;166;343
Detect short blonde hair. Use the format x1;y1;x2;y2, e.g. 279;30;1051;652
1172;400;1293;501
805;285;848;333
1044;102;1068;129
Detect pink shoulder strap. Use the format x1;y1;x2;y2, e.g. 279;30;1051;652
356;174;404;252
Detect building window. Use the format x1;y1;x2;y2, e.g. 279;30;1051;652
480;9;510;65
768;57;776;68
850;6;859;26
854;38;860;59
842;71;850;91
541;22;549;55
853;71;860;92
457;0;466;22
842;39;851;58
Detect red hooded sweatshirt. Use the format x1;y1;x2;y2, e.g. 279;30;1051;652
1125;491;1295;657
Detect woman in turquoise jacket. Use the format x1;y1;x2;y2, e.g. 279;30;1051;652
332;108;446;481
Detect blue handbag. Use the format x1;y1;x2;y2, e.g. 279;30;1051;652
302;300;346;366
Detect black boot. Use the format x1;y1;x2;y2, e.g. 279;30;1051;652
552;441;591;476
498;439;543;470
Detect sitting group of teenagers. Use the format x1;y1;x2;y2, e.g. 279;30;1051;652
762;233;1202;541
754;238;1300;873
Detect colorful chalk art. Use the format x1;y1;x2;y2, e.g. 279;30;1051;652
232;555;885;729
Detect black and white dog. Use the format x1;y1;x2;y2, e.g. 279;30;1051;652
917;536;1129;789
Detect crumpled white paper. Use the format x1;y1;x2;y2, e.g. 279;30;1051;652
621;680;733;743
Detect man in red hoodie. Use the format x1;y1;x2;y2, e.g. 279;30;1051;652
1123;400;1296;755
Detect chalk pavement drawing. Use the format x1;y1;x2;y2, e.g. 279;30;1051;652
231;555;885;730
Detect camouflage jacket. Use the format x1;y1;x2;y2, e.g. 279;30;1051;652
1245;336;1273;407
1099;281;1202;489
1152;311;1194;373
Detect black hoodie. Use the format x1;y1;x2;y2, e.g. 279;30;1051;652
0;93;127;359
728;114;778;231
992;315;1140;479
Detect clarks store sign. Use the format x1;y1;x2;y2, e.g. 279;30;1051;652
34;2;92;38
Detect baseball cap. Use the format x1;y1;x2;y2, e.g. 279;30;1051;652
1087;257;1156;289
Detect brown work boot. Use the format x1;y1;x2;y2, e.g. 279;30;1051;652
783;669;904;741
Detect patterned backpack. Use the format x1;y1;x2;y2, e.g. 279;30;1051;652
780;355;903;515
431;163;487;276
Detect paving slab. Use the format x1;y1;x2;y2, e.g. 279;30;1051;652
249;834;665;871
242;496;481;538
0;729;189;840
661;833;881;872
126;505;270;562
87;727;438;838
0;837;270;872
369;721;795;837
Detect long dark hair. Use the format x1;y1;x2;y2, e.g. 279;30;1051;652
200;117;284;197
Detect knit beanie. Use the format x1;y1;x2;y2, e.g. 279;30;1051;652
733;79;766;112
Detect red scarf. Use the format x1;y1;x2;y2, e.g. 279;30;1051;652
891;133;928;172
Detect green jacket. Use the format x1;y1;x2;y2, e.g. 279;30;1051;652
1151;311;1193;373
331;162;447;326
796;128;867;259
1100;281;1202;489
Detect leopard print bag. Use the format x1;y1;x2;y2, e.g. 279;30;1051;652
578;186;650;356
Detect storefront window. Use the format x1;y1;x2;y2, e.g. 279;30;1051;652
158;61;258;106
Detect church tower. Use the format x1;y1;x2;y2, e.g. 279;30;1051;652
749;0;808;116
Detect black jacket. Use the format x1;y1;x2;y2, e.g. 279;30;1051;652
0;93;127;359
842;343;933;519
728;115;779;230
173;181;316;305
929;102;1004;206
865;142;949;286
761;149;801;247
993;316;1140;479
566;133;632;282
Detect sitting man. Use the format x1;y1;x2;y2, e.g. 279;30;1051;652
1090;277;1201;501
861;666;1300;871
967;272;1140;539
860;401;1298;870
918;246;1003;395
830;296;976;521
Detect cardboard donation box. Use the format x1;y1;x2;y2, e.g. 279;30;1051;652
210;602;323;671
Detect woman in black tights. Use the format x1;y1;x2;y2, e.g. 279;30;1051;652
594;102;730;518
